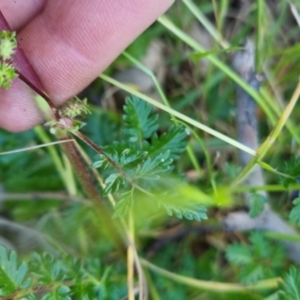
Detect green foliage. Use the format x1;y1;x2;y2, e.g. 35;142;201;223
224;162;242;180
59;97;91;119
0;61;17;89
0;246;31;296
123;96;158;142
46;97;92;134
147;126;188;160
161;201;207;221
0;246;121;299
0;31;17;60
225;232;285;284
225;243;252;265
2;2;300;299
289;197;300;226
248;193;267;218
278;267;300;300
92;96;207;221
189;46;243;61
279;156;300;187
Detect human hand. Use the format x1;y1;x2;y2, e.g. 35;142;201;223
0;0;173;132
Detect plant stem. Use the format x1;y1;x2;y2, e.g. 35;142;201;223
140;258;282;292
127;211;135;300
232;80;300;187
17;72;59;119
59;133;124;253
72;130;153;197
100;74;256;156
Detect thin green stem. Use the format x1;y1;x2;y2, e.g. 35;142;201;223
182;0;229;48
186;145;203;179
122;51;169;108
157;15;275;124
140;258;281;292
72;130;153;197
231;80;300;186
127;208;135;300
178;121;217;193
34;126;76;195
233;184;300;193
99;74;256;156
160;13;300;147
122;51;203;178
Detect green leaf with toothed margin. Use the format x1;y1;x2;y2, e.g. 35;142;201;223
279;267;300;300
0;246;31;297
289;197;300;226
249;193;267;218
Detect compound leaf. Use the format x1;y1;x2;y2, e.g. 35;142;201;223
0;246;31;296
279;156;300;187
248;193;267;218
225;243;253;265
147;125;187;160
290;197;300;226
279;267;300;300
123;96;158;142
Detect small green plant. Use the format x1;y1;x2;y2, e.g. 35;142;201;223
278;156;300;188
225;231;285;284
278;267;300;300
248;192;267;218
290;197;300;225
0;246;122;299
92;96;207;221
2;1;300;298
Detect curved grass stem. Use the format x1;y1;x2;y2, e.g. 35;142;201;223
100;74;256;156
140;258;282;292
232;80;300;187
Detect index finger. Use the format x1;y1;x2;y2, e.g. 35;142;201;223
0;0;174;131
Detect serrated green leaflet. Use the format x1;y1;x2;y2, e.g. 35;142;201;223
0;246;31;296
123;96;158;143
249;193;267;218
92;96;206;221
279;267;300;300
290;197;300;226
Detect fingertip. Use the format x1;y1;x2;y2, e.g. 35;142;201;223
0;79;43;132
0;0;174;131
18;0;175;101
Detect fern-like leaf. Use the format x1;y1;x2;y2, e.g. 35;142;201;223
147;125;187;159
91;96;197;221
225;232;285;284
113;191;133;219
248;193;267;218
0;246;31;296
92;143;147;170
290;197;300;226
160;202;207;221
135;151;173;180
225;243;253;265
279;267;300;300
30;252;65;285
104;173;126;195
123;96;158;142
279;156;300;187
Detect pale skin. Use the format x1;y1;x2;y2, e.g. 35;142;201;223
0;0;174;132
